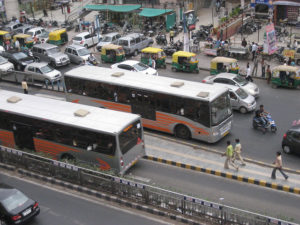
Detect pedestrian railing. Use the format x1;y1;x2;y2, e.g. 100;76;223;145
0;145;297;225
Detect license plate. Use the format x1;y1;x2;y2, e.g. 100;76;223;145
223;131;229;137
22;208;32;216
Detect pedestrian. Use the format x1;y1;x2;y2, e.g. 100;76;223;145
287;57;292;66
14;39;20;51
33;35;38;44
43;9;48;17
266;65;271;84
246;62;253;82
241;38;247;48
61;4;64;14
5;39;10;51
291;59;295;66
152;56;156;70
233;139;246;166
261;58;265;78
222;141;239;171
251;42;257;61
67;5;70;14
271;151;288;180
169;29;174;43
22;79;28;94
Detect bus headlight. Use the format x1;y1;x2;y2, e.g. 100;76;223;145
212;131;219;136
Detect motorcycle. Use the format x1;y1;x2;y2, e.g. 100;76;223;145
253;113;277;134
88;55;98;66
156;33;167;45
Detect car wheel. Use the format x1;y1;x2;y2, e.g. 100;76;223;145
271;126;277;133
175;124;191;140
84;44;88;49
283;145;291;154
134;50;138;56
239;107;247;114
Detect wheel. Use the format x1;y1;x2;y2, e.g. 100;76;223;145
271;83;278;89
283;145;291;154
296;85;300;90
239;107;247;114
171;67;176;72
271;126;277;133
84;44;88;49
163;64;166;69
175;124;191;139
134;50;138;56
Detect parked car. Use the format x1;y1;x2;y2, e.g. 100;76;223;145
111;60;158;75
4;22;23;32
116;33;153;56
282;123;300;155
26;27;47;38
32;43;70;67
96;32;121;51
14;25;33;34
24;62;62;83
0;183;40;224
72;32;99;48
202;73;260;97
0;55;14;73
0;50;35;71
64;44;90;64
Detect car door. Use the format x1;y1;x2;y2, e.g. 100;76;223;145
291;131;300;152
34;67;44;81
229;91;239;110
26;66;37;81
92;33;98;45
84;34;91;47
72;49;81;64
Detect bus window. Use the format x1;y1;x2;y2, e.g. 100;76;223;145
119;121;142;155
155;93;170;113
92;134;116;156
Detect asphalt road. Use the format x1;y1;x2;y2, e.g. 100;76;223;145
128;159;300;223
0;172;173;225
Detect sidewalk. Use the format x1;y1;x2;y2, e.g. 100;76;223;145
144;134;300;195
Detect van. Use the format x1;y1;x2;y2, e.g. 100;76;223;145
213;83;256;114
96;32;121;51
64;44;90;64
117;33;153;56
32;43;70;67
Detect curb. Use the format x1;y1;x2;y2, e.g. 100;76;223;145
143;155;300;195
13;168;203;225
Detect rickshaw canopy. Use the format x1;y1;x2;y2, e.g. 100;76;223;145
13;33;32;41
49;29;67;41
0;30;9;35
101;44;122;50
141;47;163;54
211;57;237;63
172;51;196;61
272;65;299;73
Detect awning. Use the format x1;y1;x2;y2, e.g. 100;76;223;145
84;4;141;12
273;1;300;6
139;8;173;17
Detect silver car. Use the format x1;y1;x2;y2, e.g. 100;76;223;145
202;73;260;97
96;32;121;51
24;62;62;83
64;44;90;64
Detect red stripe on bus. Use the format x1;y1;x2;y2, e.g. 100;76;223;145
96;158;111;170
0;130;15;148
71;99;80;103
34;139;80;156
91;100;131;112
143;123;171;133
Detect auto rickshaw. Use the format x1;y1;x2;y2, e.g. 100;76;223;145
141;47;166;68
13;34;34;48
48;29;68;45
101;44;125;63
210;57;239;75
171;51;199;73
0;30;11;46
271;65;300;89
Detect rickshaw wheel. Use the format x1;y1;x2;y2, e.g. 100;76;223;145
296;85;300;90
271;83;278;89
163;64;167;69
171;67;177;72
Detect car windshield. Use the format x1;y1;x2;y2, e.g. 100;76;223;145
211;92;232;126
47;47;60;54
40;65;53;73
0;56;8;64
134;63;148;71
2;190;29;212
39;32;49;38
13;52;27;60
236;88;248;99
118;40;128;46
73;36;82;41
102;36;112;42
78;48;90;56
233;75;248;86
26;31;34;36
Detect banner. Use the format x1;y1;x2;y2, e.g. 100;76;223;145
184;10;196;31
266;23;277;55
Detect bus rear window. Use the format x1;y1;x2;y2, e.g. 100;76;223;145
119;121;142;155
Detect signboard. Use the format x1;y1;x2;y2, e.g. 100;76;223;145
251;0;273;7
283;49;295;59
184;10;196;31
266;23;277;55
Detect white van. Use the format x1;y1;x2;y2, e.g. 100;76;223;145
212;83;256;113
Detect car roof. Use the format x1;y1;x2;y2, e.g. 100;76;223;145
75;32;90;37
120;33;142;40
27;27;43;32
27;62;48;68
0;183;16;201
214;73;237;79
210;82;239;91
103;32;119;37
118;60;139;66
66;44;85;50
34;43;57;49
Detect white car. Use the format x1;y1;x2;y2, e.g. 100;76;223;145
24;62;62;83
111;60;158;76
72;32;99;48
26;27;47;38
202;73;259;97
0;56;14;73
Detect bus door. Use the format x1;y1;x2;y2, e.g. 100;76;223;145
11;122;34;150
130;90;156;120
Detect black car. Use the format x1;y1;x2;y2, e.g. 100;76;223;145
0;183;39;225
282;125;300;155
0;51;35;71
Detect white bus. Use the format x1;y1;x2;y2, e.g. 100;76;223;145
0;90;145;174
64;66;233;143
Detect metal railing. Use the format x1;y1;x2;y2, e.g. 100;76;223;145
0;145;297;225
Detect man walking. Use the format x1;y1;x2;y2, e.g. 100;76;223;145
169;29;174;43
223;141;239;171
233;139;246;166
271;151;288;180
246;62;253;82
261;58;265;78
22;79;28;94
251;42;257;61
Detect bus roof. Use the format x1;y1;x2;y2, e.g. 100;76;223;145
65;66;227;101
0;90;140;134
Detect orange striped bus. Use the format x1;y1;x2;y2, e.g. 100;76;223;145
64;66;233;143
0;90;145;174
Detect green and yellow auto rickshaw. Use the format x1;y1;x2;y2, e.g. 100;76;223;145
13;34;34;48
101;44;125;63
171;51;199;73
48;29;68;45
271;65;300;89
210;57;239;75
0;30;11;46
141;47;166;68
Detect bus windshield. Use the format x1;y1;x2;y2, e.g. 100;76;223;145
119;120;142;155
211;92;232;126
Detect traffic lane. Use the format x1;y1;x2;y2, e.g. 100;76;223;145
129;160;300;223
0;172;172;225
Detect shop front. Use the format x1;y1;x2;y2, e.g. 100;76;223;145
273;0;300;24
251;0;273;19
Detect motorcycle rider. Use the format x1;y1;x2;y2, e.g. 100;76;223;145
88;53;97;65
258;104;269;126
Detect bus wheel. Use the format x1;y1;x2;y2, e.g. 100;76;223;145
175;124;191;140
